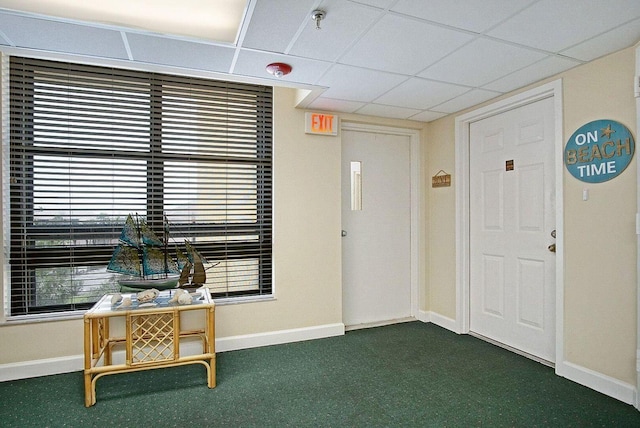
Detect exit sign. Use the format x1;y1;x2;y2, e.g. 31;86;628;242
305;112;338;136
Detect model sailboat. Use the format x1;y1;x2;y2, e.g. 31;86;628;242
177;241;212;288
107;214;211;290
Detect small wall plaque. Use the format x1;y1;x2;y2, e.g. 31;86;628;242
506;160;514;171
432;170;451;188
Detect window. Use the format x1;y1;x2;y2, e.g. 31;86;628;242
7;57;273;316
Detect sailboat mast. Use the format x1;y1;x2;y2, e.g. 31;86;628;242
135;213;146;279
163;214;169;278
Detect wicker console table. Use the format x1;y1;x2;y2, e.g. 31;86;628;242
83;290;215;407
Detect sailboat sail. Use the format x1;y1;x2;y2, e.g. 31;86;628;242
179;261;192;286
176;246;191;286
192;253;206;285
186;241;205;284
118;214;141;248
107;244;142;276
186;241;210;265
143;246;179;277
140;220;163;247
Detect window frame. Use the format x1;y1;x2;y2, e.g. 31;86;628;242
7;56;273;316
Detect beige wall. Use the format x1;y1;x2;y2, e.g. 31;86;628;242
425;46;638;384
425;115;457;317
562;48;637;383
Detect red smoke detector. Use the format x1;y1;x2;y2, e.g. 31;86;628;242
266;62;292;77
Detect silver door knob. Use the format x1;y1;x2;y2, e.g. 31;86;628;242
341;230;347;237
548;243;556;253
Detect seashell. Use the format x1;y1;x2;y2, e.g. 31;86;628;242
136;288;159;303
118;297;132;308
177;292;192;305
169;289;186;304
138;302;158;308
111;293;122;305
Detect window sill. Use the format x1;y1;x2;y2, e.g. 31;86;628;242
2;310;83;326
213;294;276;306
1;294;276;325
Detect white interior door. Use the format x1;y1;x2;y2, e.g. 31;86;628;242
342;129;411;328
469;96;556;362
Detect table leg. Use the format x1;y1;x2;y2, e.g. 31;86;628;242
103;319;112;366
83;317;92;407
208;307;216;388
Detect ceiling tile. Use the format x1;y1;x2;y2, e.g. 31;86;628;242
289;0;381;62
488;0;640;52
419;38;546;87
339;13;474;75
409;110;448;122
348;0;396;9
317;64;407;102
430;89;502;114
242;0;316;53
234;50;331;85
391;0;536;33
560;18;640;62
0;12;128;59
375;77;469;110
355;103;422;120
482;55;581;93
306;97;365;113
127;33;235;72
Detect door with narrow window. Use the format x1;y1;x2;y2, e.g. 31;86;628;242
341;128;411;328
469;96;556;362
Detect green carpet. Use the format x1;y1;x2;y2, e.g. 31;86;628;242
1;322;639;427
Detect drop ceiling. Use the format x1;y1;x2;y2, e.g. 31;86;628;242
0;0;639;122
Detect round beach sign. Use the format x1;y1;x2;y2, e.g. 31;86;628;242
564;119;635;183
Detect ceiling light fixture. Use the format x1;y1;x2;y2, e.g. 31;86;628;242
311;9;325;30
266;62;292;78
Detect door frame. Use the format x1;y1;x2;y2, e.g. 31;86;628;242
635;42;640;410
454;79;564;367
340;122;421;322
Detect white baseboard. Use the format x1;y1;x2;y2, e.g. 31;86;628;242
344;317;415;332
415;310;430;323
0;323;346;382
216;323;345;353
419;310;458;333
556;360;636;405
0;355;84;382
